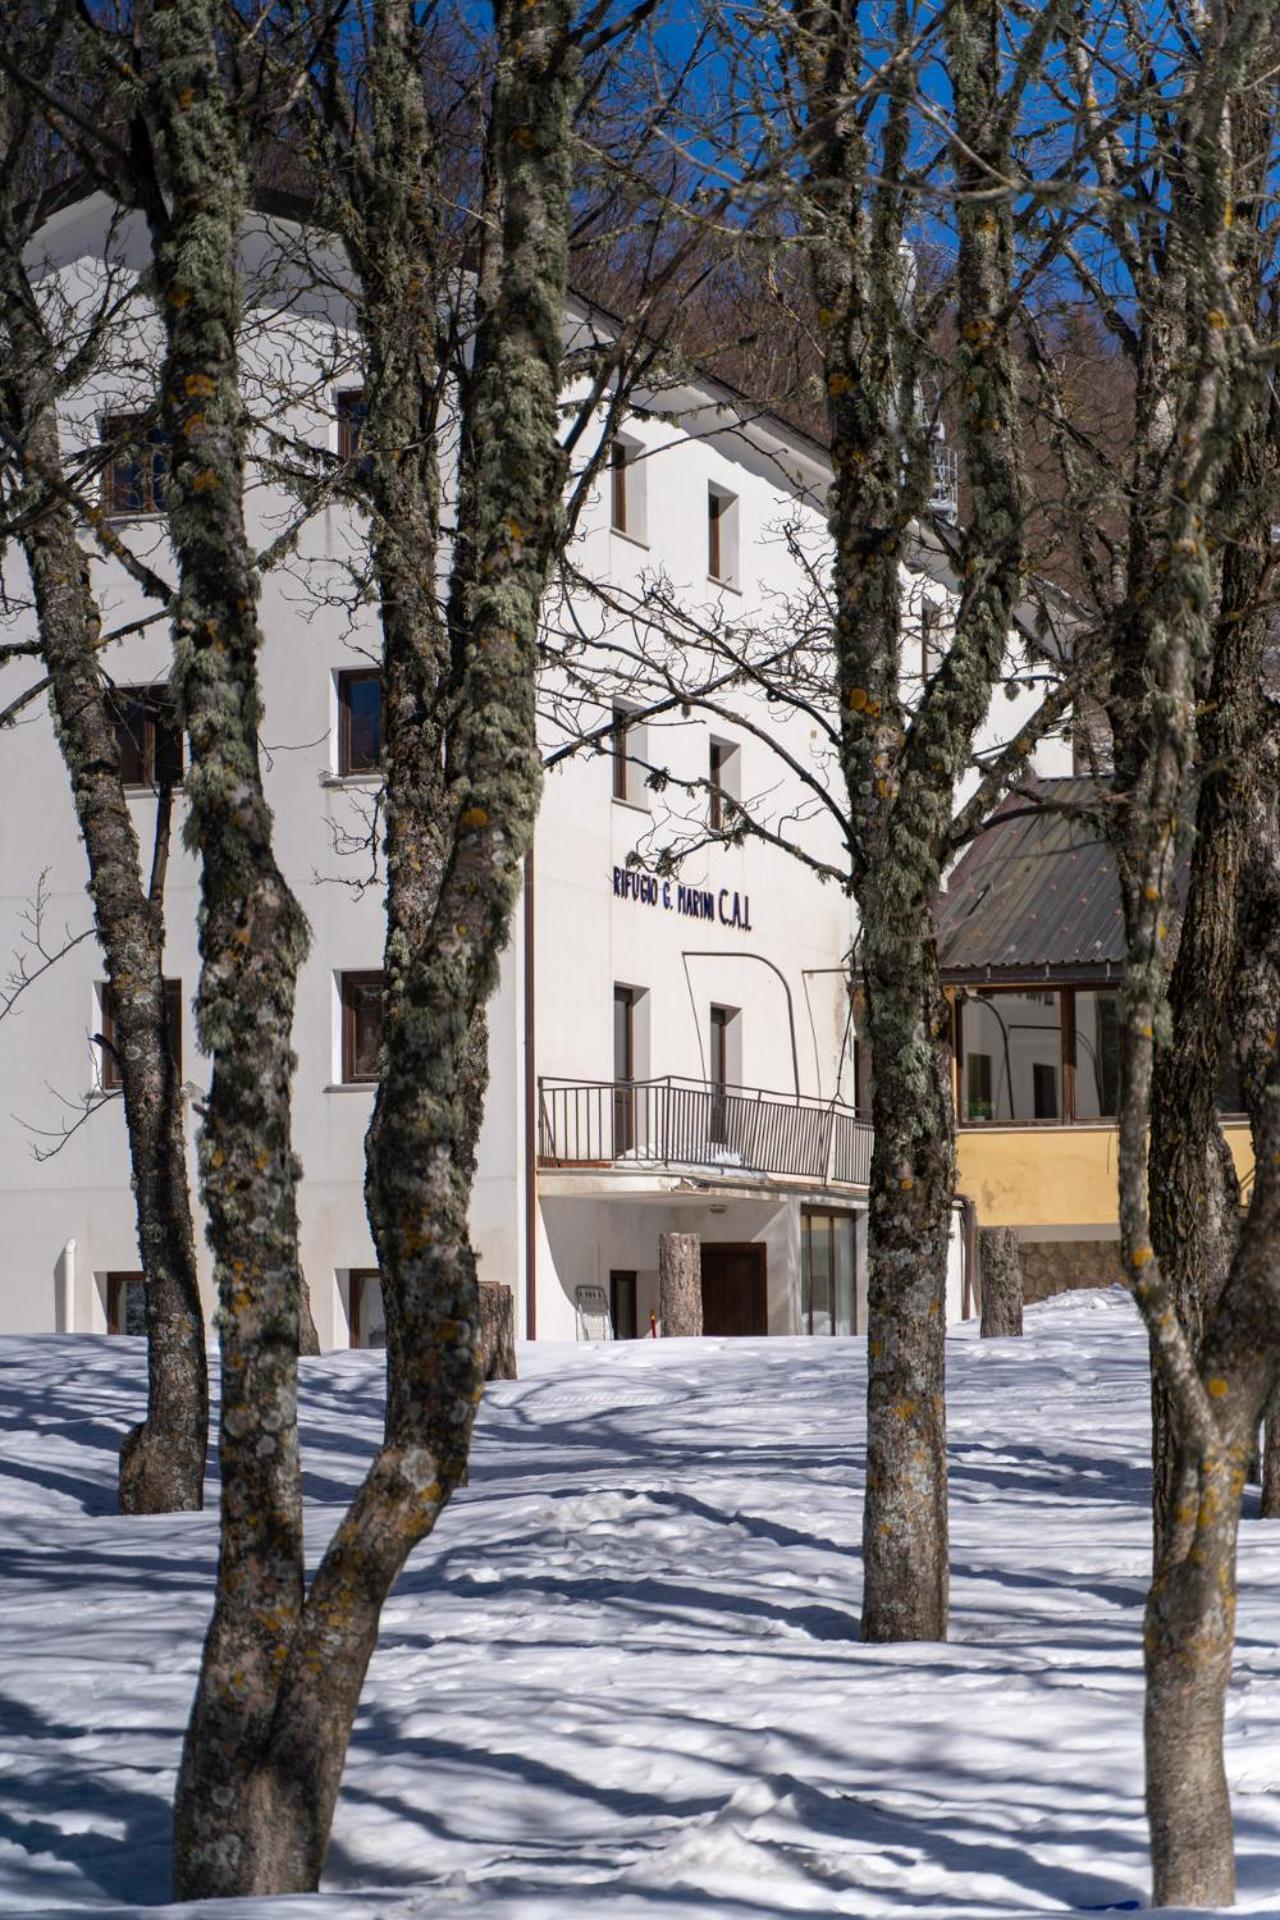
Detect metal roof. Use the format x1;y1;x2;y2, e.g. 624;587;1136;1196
936;778;1126;980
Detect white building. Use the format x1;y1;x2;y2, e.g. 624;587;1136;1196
0;193;1067;1349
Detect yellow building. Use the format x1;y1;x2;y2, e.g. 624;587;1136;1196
937;779;1252;1301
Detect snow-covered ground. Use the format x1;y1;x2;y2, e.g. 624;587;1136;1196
3;1290;1280;1920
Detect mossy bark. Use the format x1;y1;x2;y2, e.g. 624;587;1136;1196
793;0;1027;1642
1094;8;1280;1902
145;0;580;1890
125;0;312;1895
0;207;207;1516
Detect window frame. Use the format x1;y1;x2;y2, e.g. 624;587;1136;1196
800;1210;859;1335
98;978;183;1091
101;413;168;519
953;982;1211;1127
610;1269;638;1340
107;685;184;791
340;970;385;1085
708;737;740;832
349;1267;384;1347
708;486;727;580
611;703;648;806
337;668;382;777
106;1271;147;1336
336;389;369;469
610;442;630;535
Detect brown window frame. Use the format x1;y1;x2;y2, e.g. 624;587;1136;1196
709;740;726;831
337;669;382;776
610;442;629;534
954;983;1165;1128
349;1267;383;1347
708;487;727;580
611;705;632;802
336;389;369;467
107;685;184;790
106;1271;147;1336
101;413;168;518
99;978;183;1091
340;970;385;1084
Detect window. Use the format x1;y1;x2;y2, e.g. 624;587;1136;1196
108;687;184;789
920;601;944;681
608;434;646;542
959;990;1063;1124
708;738;739;832
349;1269;386;1348
98;978;183;1091
337;669;382;775
101;413;168;517
341;972;385;1083
966;1050;993;1120
614;983;637;1152
1032;1060;1059;1120
336;390;370;473
801;1212;857;1335
610;1270;638;1340
611;443;630;534
709;1004;740;1145
708;485;737;583
106;1272;147;1337
1073;989;1121;1119
710;1004;740;1093
611;704;646;805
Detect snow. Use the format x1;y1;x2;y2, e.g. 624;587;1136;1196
3;1290;1280;1919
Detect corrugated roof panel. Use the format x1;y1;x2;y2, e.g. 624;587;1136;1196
937;778;1127;976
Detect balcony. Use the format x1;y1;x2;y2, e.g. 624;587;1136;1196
538;1076;873;1188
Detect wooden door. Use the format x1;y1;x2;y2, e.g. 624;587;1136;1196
700;1243;767;1336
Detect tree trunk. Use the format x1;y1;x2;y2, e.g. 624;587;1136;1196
860;937;953;1642
162;0;580;1889
132;2;312;1892
659;1233;702;1336
0;278;207;1515
1147;384;1261;1561
480;1282;517;1379
978;1228;1023;1338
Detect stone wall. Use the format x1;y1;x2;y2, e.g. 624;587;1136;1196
1017;1238;1127;1304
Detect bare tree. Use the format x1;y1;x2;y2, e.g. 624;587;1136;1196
1054;0;1280;1902
0;28;208;1515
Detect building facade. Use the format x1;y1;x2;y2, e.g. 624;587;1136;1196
938;778;1254;1301
0;193;1060;1347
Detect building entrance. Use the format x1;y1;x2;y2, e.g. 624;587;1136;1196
700;1243;767;1336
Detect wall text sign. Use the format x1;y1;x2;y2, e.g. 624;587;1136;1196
612;865;754;931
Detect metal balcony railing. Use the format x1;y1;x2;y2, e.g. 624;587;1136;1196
538;1075;873;1188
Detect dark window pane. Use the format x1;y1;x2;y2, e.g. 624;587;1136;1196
343;973;384;1082
339;671;382;774
153;699;183;786
610;1270;638;1339
108;686;183;788
708;489;724;578
612;708;630;801
108;1273;147;1336
1074;990;1121;1119
611;444;628;533
350;1269;386;1347
337;391;371;480
111;695;149;786
147;426;168;512
102;414;167;515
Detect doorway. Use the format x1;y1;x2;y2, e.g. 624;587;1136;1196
700;1242;767;1336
